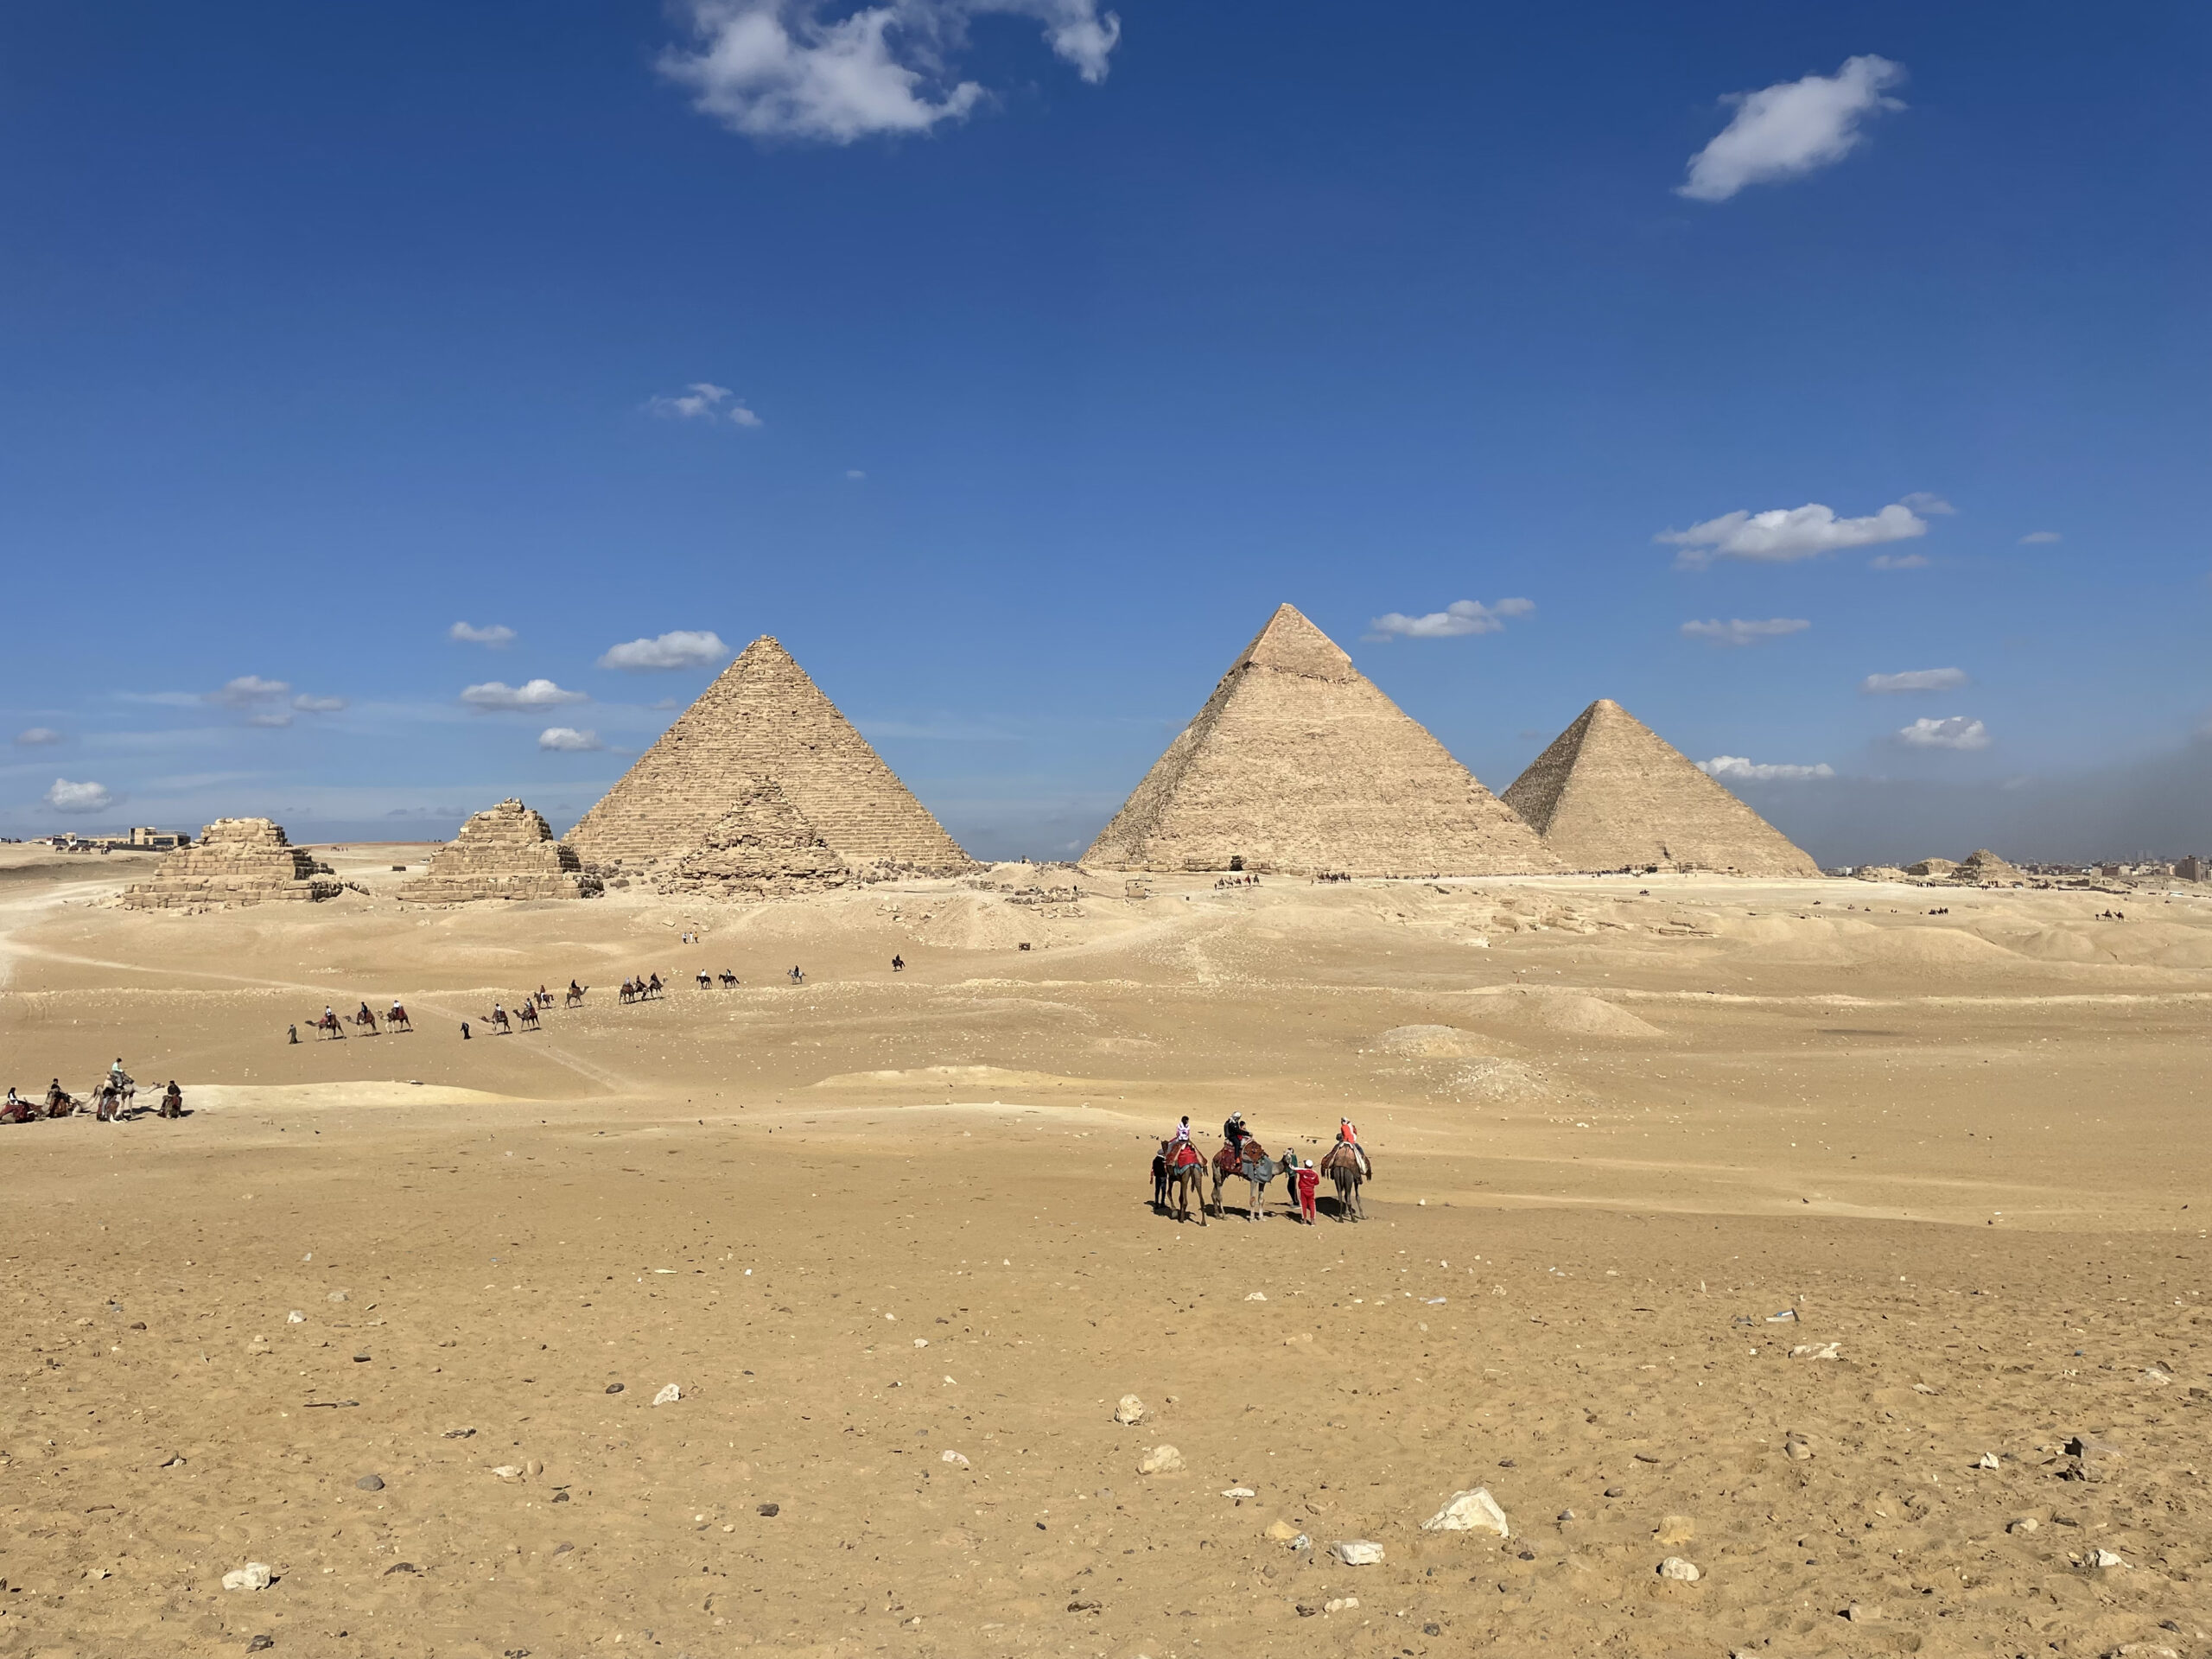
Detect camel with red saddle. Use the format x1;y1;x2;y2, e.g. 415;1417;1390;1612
1159;1138;1207;1225
1209;1137;1282;1221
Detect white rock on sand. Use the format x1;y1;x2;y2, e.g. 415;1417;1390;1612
221;1563;273;1592
1115;1395;1147;1425
1331;1540;1384;1566
1138;1445;1182;1475
1421;1488;1510;1537
1657;1556;1700;1582
652;1384;681;1405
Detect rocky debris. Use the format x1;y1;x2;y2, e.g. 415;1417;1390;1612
652;1384;681;1406
2090;1548;2126;1569
492;1465;522;1480
1265;1520;1300;1541
1784;1433;1814;1461
221;1562;273;1592
657;777;855;900
940;1451;969;1466
757;1503;779;1517
1653;1516;1695;1546
1656;1556;1700;1582
1790;1342;1842;1361
123;819;340;910
1330;1540;1384;1566
245;1635;275;1652
397;799;598;904
2010;1516;2040;1534
1324;1597;1360;1613
1222;1487;1256;1499
567;637;972;877
1084;603;1558;878
1114;1395;1146;1425
1138;1445;1184;1475
1504;699;1819;876
1977;1452;2001;1470
355;1474;384;1491
1421;1488;1510;1536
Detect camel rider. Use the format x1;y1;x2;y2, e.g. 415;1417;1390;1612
1223;1111;1249;1156
110;1058;129;1087
1338;1117;1359;1147
358;1001;374;1023
1172;1115;1192;1144
391;998;405;1018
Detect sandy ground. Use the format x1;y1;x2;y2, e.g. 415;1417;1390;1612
2;844;2209;1658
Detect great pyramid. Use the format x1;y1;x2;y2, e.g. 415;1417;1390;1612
121;817;341;909
565;637;970;877
397;798;600;903
1084;603;1558;876
657;776;854;899
1500;699;1819;876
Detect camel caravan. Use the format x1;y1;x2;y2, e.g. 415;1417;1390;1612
1153;1111;1373;1225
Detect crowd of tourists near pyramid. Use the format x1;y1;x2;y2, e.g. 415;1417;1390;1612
122;602;1823;906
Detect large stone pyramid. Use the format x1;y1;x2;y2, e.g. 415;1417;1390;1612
1501;699;1818;875
397;798;600;903
1084;603;1559;876
565;637;970;876
658;776;855;899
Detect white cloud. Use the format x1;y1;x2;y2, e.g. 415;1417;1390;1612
206;674;292;708
292;695;348;713
1861;667;1967;694
14;728;61;747
461;679;590;710
449;621;517;646
1700;755;1836;782
1678;54;1905;203
1681;617;1811;647
1363;597;1535;641
1659;500;1927;568
597;630;730;671
1869;551;1929;569
658;0;1120;144
537;727;606;753
1899;492;1955;515
245;712;294;728
1896;715;1990;751
45;778;115;812
645;382;763;426
846;468;867;480
2018;530;2062;544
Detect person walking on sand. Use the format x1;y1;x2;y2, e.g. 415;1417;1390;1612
1288;1153;1320;1224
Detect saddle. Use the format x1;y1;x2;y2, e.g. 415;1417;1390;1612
1213;1139;1268;1174
1321;1142;1371;1179
1167;1141;1203;1171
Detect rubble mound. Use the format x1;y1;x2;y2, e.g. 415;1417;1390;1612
1952;849;2024;886
121;817;340;910
397;799;598;904
657;776;854;899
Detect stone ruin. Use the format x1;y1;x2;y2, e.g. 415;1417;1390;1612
121;817;340;909
1905;857;1958;878
1951;848;2024;886
656;777;854;899
397;798;600;904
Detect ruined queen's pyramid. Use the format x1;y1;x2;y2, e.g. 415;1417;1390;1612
564;638;970;877
1501;699;1818;875
1084;603;1558;875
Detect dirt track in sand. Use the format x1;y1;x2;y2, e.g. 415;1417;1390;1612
3;847;2209;1657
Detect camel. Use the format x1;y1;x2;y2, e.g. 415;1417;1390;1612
314;1010;345;1041
618;979;637;1005
387;1004;412;1033
1210;1138;1281;1221
350;1006;380;1036
1320;1141;1370;1222
486;1005;512;1034
516;1000;540;1032
1160;1141;1207;1225
565;982;588;1009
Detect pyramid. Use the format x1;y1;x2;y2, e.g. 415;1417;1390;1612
397;798;599;903
565;638;971;876
1951;848;2022;885
1500;699;1818;875
1084;603;1558;876
657;776;854;899
121;817;341;909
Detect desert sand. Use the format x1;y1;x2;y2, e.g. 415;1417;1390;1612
3;843;2209;1657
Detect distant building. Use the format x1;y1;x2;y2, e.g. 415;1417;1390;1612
2179;855;2208;882
2100;863;2123;879
126;826;188;850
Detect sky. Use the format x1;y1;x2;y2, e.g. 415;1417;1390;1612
3;1;2208;864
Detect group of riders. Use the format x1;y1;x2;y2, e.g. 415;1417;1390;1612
3;1058;183;1124
1154;1112;1371;1224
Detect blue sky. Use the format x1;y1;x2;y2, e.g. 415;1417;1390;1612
3;2;2207;862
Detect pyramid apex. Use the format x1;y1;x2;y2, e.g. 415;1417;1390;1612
1238;603;1353;679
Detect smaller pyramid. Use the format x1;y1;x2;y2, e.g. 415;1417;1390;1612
398;799;599;904
565;637;970;877
1905;857;1957;879
658;777;854;899
1951;848;2022;885
122;817;341;909
1085;604;1557;876
1502;700;1818;876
